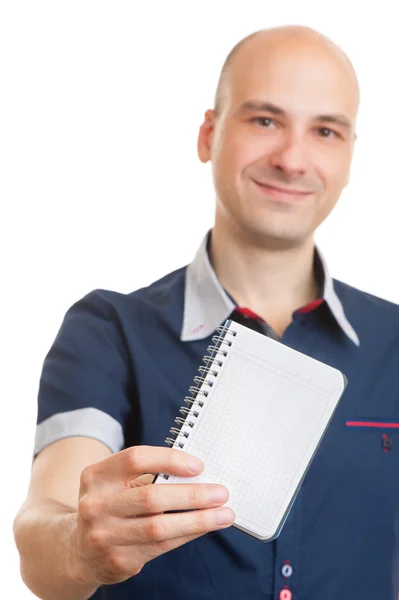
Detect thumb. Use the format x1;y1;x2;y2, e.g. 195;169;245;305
129;473;156;488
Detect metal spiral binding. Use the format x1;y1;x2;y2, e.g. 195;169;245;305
159;320;237;480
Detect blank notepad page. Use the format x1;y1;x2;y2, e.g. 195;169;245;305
156;320;346;541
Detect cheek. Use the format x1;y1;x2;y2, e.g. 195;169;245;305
314;153;351;194
216;128;266;174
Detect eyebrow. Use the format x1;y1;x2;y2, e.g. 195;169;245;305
239;101;352;129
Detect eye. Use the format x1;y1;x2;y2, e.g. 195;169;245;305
252;117;276;128
318;127;338;138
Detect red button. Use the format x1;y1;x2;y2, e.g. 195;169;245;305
279;590;292;600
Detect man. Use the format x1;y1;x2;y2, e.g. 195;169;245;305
14;25;399;600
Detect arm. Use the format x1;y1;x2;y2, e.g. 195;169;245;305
14;437;233;600
14;437;111;600
14;291;233;599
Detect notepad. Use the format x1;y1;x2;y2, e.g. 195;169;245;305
155;319;347;541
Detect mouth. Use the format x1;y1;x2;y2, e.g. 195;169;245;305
253;180;313;202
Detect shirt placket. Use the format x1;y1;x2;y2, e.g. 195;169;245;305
273;486;303;600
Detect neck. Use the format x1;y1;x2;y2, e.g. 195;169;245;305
209;218;319;336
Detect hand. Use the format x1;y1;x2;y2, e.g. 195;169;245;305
75;445;234;585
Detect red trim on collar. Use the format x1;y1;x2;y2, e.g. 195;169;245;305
236;300;324;320
234;307;263;321
296;299;324;314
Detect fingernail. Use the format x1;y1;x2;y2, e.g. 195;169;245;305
214;507;235;525
210;486;229;503
187;456;204;474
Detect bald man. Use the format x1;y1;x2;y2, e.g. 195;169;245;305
14;27;399;600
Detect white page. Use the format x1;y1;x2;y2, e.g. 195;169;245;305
156;320;346;541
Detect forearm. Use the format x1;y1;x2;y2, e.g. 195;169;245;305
14;500;99;600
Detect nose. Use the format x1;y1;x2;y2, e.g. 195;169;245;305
268;133;309;178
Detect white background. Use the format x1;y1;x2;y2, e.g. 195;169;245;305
1;1;398;597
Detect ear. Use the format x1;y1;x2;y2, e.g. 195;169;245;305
197;109;216;163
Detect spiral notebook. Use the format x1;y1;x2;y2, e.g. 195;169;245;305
155;319;347;541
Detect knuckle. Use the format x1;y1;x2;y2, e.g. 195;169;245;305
87;528;109;550
105;552;143;579
80;465;96;490
188;511;204;535
78;495;104;523
145;517;165;542
106;550;127;576
78;496;93;522
187;486;200;507
129;561;144;578
155;538;174;555
126;446;143;471
139;486;161;513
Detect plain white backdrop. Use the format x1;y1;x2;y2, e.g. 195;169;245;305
1;1;398;597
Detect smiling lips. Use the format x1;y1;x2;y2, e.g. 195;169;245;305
253;180;313;201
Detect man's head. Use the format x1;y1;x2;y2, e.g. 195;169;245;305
198;26;360;249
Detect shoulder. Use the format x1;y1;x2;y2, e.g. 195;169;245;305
65;264;188;330
334;279;399;314
333;279;399;339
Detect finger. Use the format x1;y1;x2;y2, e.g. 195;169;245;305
110;483;230;517
150;521;237;558
131;474;155;488
109;506;235;546
104;531;212;578
153;531;213;557
83;446;204;486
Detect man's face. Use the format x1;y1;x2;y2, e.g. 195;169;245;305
199;36;359;248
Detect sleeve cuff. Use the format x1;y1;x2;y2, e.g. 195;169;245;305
34;407;125;456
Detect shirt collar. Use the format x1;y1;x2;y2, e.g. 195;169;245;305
181;231;360;346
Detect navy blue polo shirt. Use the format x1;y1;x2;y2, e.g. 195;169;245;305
35;232;399;600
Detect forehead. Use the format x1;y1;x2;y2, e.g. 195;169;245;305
226;38;359;120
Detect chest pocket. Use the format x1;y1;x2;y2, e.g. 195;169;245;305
345;419;399;453
343;417;399;494
341;417;399;522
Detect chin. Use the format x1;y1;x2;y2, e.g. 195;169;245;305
242;221;309;249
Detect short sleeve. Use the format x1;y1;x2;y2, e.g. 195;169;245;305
34;290;134;457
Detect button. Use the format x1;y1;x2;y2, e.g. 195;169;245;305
279;590;292;600
281;564;293;578
382;434;393;451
